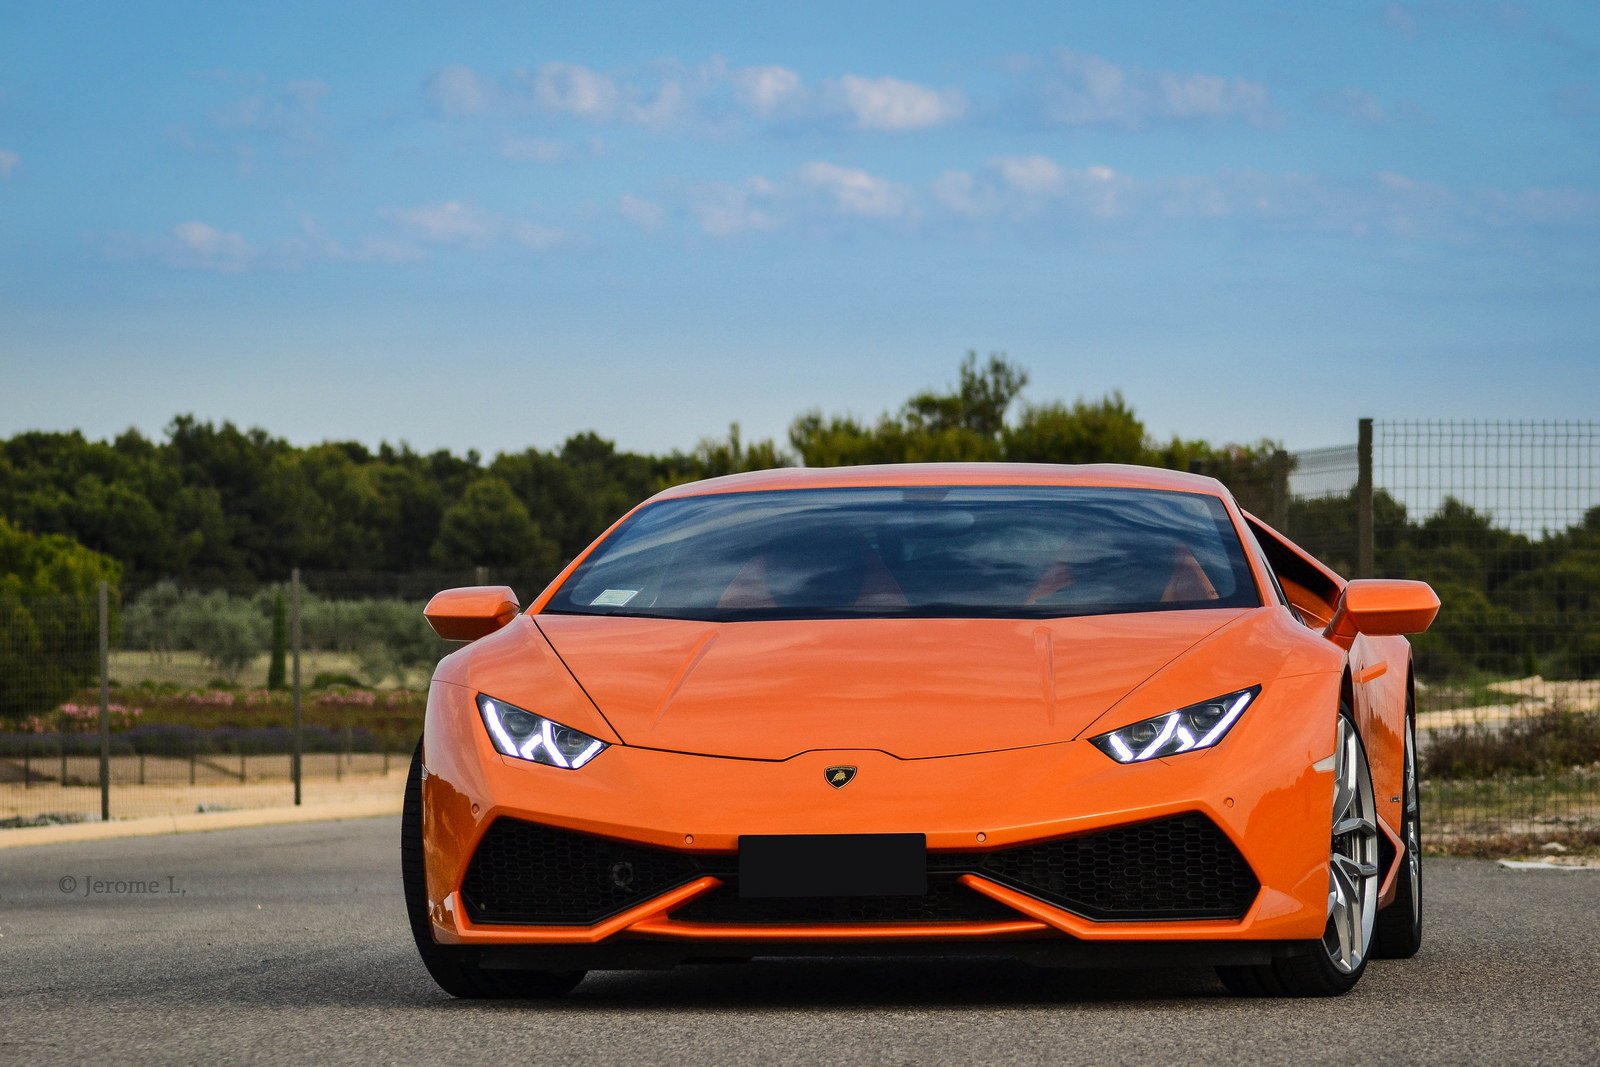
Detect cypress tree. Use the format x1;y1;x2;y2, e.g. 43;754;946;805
266;593;288;690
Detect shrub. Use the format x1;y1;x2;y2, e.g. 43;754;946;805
312;672;366;690
0;520;121;723
1423;706;1600;779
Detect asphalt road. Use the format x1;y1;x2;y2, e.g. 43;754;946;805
1;818;1596;1065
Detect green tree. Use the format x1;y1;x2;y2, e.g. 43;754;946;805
789;352;1027;465
684;423;791;479
1001;392;1146;464
267;593;288;690
0;519;121;723
431;476;560;573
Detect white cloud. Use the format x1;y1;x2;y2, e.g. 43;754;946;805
172;76;332;173
212;78;329;135
1070;165;1129;218
288;215;423;264
992;155;1066;194
382;200;564;250
733;65;805;117
417;58;982;136
934;159;1127;219
428;65;493;116
692;181;779;236
628;80;684;127
1327;87;1390;124
801;161;913;218
509;221;564;249
1045;49;1277;128
835;74;966;130
932;171;991;216
1159;71;1272;122
166;221;255;272
617;193;665;230
0;149;17;178
384;201;498;245
530;62;620;119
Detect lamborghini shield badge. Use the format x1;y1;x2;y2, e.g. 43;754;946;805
825;765;857;789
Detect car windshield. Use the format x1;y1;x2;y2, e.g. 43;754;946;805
544;485;1260;622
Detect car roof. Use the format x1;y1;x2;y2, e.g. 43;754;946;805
650;462;1229;501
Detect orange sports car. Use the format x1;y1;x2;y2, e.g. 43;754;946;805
402;463;1438;998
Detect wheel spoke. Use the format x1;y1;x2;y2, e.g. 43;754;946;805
1332;856;1358;903
1323;713;1379;974
1334;816;1375;839
1332;729;1356;822
1333;890;1354;965
1336;853;1379;880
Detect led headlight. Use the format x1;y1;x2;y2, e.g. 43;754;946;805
1089;686;1259;764
476;694;608;769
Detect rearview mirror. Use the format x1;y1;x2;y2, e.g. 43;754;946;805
1324;579;1439;646
424;586;520;641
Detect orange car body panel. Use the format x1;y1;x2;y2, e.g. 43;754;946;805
421;463;1429;953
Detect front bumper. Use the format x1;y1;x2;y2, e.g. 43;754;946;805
420;671;1343;958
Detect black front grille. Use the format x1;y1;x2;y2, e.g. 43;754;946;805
461;812;1257;927
461;820;701;925
962;813;1259;921
671;877;1018;925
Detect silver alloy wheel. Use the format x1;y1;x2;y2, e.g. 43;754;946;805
1403;718;1420;917
1325;716;1380;974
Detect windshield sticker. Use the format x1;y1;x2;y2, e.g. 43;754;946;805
591;588;640;607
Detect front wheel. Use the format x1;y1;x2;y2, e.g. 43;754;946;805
401;740;586;999
1218;706;1381;997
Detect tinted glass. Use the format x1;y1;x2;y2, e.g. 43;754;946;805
546;486;1260;622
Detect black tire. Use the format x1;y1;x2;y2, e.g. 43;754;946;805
1374;699;1423;959
401;739;586;999
1218;701;1378;997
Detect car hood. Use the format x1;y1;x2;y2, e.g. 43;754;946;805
533;609;1250;760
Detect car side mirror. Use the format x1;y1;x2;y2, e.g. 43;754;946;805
1324;579;1439;647
424;586;520;641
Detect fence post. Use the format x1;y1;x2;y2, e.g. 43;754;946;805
99;581;111;821
1270;450;1290;532
475;565;489;586
1357;418;1375;579
292;568;303;806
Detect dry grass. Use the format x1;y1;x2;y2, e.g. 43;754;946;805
1426;826;1600;859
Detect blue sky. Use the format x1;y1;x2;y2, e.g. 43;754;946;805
2;1;1597;458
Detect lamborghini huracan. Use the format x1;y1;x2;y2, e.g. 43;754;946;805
402;463;1438;998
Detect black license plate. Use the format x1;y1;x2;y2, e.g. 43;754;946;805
737;833;927;898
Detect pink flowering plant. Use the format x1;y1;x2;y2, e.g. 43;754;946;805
55;702;144;732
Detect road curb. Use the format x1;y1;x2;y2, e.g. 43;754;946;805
0;795;402;850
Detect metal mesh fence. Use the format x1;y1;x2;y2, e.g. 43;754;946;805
1372;420;1600;851
1283;444;1362;578
1270;422;1600;850
0;591;105;825
0;570;504;828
